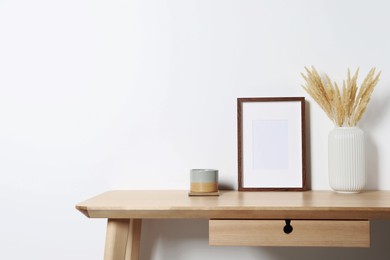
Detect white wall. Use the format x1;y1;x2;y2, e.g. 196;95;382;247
1;0;390;259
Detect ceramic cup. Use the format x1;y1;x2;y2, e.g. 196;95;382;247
190;169;218;193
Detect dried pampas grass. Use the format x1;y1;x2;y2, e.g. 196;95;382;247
301;66;381;127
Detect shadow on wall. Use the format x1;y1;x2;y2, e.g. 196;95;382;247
139;219;390;260
360;89;390;190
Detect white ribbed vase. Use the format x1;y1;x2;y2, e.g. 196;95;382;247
328;127;365;193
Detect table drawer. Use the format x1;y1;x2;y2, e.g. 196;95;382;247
209;220;370;247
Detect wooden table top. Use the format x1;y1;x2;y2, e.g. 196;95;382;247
76;190;390;220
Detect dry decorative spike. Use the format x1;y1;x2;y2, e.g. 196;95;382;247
301;67;381;127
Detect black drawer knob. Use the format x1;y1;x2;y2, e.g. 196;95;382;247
283;219;293;234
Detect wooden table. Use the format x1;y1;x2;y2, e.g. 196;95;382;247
76;190;390;260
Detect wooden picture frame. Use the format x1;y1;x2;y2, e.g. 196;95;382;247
237;97;306;191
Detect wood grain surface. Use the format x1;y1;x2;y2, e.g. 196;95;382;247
76;190;390;220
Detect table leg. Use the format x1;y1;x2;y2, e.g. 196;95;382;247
104;219;142;260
